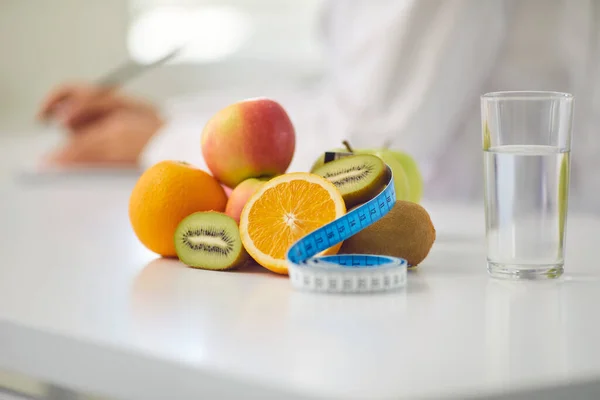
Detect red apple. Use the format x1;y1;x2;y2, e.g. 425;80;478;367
225;178;267;224
201;98;295;188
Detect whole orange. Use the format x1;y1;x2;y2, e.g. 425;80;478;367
129;160;227;256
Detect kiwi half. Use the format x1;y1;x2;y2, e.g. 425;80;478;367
313;154;388;208
174;211;248;270
339;200;436;267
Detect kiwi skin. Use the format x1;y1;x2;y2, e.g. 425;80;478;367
313;154;388;208
339;201;436;267
174;211;248;271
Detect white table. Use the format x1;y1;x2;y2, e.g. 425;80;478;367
1;166;600;400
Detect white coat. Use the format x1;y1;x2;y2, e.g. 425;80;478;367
141;0;600;213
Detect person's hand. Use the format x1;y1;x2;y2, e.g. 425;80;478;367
37;83;164;166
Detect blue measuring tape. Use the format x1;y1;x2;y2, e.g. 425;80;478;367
286;162;407;294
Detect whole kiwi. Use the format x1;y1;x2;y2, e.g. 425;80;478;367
339;200;436;267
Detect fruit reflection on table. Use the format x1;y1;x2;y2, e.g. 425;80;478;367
128;97;436;275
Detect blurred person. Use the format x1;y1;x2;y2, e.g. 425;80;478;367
37;0;600;212
37;83;165;166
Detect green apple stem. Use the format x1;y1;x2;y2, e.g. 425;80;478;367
382;138;393;150
342;140;355;153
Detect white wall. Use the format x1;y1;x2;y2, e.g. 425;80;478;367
0;0;129;133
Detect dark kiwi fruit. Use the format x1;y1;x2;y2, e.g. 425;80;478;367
174;211;248;270
312;154;388;208
339;200;436;267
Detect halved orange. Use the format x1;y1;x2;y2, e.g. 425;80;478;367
239;172;346;274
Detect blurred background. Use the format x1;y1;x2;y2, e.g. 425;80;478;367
0;0;325;134
4;0;593;208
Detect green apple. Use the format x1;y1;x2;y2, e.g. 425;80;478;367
355;149;423;203
309;146;412;202
366;149;411;201
374;149;423;203
309;148;346;172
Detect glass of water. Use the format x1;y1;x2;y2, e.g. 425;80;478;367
481;91;573;279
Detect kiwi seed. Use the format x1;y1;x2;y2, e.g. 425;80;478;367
312;154;388;208
339;200;436;267
174;211;248;270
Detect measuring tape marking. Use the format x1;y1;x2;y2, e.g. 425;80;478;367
286;164;408;294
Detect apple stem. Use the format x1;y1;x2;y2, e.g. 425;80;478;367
342;140;354;153
382;138;393;150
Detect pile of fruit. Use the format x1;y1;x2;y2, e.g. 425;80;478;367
129;98;436;275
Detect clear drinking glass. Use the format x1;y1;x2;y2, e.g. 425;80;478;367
481;91;573;279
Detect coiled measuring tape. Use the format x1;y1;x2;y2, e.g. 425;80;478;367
286;153;408;294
